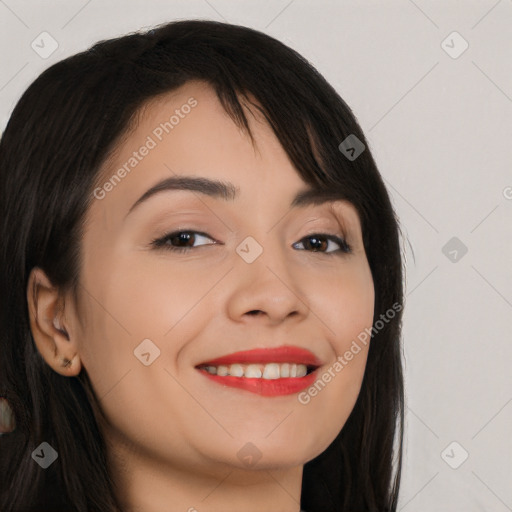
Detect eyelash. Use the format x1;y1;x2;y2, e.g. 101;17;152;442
150;230;352;255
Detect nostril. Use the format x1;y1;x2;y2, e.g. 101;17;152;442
247;310;263;316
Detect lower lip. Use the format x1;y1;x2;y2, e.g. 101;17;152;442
198;369;318;396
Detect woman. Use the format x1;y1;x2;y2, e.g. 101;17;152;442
0;19;404;512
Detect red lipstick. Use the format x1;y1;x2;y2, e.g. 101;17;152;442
196;346;322;397
198;346;322;367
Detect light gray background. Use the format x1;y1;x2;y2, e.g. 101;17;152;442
1;1;511;510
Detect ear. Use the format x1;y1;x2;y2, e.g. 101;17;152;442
26;267;82;377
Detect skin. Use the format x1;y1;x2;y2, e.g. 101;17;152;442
27;81;375;512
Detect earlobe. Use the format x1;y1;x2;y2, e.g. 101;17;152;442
26;267;82;376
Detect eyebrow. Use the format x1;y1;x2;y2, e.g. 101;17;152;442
126;175;347;217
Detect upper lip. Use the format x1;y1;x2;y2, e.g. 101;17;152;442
196;345;323;368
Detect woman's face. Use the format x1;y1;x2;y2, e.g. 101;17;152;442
66;81;374;478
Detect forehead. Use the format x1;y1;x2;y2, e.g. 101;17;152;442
90;81;313;220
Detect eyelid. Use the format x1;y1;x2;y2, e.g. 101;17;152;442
301;226;347;239
300;224;351;246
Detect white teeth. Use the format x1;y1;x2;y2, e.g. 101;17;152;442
244;364;263;378
296;364;307;377
262;363;280;380
217;365;229;376
229;364;244;377
201;362;310;379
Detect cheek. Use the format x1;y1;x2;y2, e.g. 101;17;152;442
311;258;375;352
74;258;202;458
325;261;374;399
327;272;373;382
102;256;224;341
76;252;222;408
295;260;374;447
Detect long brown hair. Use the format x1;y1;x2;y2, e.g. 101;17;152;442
0;19;404;511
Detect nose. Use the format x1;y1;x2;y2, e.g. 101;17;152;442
225;245;309;326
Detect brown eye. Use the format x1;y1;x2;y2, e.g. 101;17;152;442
169;232;196;248
293;234;351;254
151;230;216;253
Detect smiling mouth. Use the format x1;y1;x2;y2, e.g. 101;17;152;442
196;362;317;379
195;346;322;396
